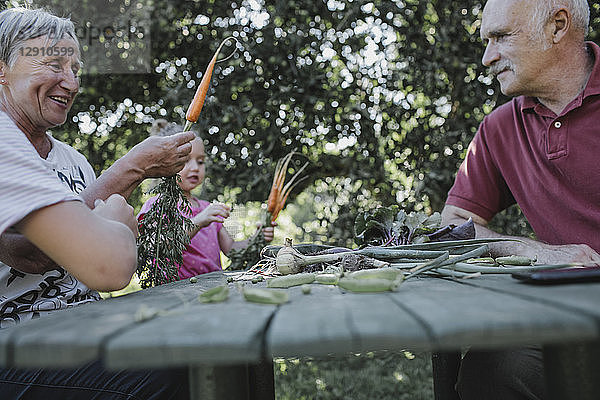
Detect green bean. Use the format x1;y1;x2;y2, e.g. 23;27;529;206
267;272;316;288
198;285;229;303
337;277;400;293
495;256;536;266
243;287;289;304
315;273;339;285
347;268;403;281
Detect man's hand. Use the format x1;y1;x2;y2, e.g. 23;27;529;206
128;131;195;178
93;194;138;237
441;204;600;265
532;243;600;265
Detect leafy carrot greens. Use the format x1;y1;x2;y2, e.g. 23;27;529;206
354;205;475;247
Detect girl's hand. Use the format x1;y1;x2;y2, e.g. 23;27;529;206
192;203;231;229
259;222;276;243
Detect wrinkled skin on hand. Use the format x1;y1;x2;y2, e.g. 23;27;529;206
536;243;600;265
129;131;195;178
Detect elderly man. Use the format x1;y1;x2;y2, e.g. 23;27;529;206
441;0;599;398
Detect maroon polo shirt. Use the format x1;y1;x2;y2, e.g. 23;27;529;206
446;41;600;252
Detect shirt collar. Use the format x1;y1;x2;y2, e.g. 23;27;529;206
520;41;600;114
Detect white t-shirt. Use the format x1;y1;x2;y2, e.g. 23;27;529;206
0;111;101;328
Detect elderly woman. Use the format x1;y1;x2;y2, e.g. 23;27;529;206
0;7;190;399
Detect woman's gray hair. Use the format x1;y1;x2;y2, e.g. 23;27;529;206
530;0;590;39
0;7;79;67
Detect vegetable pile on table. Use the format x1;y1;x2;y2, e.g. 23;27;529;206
226;206;576;297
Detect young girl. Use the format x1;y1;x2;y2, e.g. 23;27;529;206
138;120;274;278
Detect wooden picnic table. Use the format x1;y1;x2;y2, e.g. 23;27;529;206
0;270;599;400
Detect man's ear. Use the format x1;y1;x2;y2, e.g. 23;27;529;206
551;8;570;43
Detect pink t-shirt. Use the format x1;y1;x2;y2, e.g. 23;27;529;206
446;42;600;252
138;196;223;279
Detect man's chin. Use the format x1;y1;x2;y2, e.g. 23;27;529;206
498;81;518;97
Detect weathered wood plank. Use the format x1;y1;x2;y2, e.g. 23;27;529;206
266;282;430;358
456;275;600;318
267;276;598;358
103;284;275;369
0;272;226;368
390;277;598;350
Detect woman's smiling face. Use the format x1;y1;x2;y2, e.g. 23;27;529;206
1;35;80;132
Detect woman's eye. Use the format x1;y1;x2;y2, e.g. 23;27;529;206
48;63;62;71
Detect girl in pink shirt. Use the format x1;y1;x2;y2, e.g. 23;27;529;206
138;120;274;278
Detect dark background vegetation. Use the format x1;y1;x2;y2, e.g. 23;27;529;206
23;0;599;246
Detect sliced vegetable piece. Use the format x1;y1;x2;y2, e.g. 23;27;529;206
337;277;399;293
267;272;316;288
347;268;403;281
315;273;340;285
198;285;229;303
243;287;289;304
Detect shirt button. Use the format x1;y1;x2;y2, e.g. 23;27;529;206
554;121;562;128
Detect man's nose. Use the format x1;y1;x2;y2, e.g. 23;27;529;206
482;42;500;67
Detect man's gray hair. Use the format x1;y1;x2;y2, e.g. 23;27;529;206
0;7;79;67
530;0;590;38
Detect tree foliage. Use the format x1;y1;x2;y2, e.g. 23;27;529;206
24;0;600;245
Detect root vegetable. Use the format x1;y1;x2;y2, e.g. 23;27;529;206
184;37;240;131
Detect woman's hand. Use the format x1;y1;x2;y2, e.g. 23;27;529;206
191;203;231;229
93;194;138;237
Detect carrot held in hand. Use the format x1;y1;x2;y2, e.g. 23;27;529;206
184;36;240;131
265;151;308;225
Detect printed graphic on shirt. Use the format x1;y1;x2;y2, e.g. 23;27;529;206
55;165;88;194
0;266;100;329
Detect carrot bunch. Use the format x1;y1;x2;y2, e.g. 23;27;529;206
184;37;240;132
266;151;308;224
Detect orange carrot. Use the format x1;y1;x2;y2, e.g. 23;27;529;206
264;151;308;223
267;158;285;213
185;51;218;125
184;37;239;131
